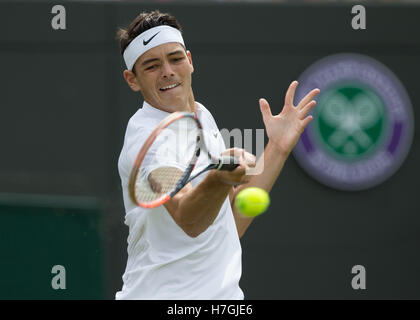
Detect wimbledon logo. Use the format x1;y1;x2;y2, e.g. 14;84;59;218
293;54;414;191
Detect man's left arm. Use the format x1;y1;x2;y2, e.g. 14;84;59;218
230;81;320;238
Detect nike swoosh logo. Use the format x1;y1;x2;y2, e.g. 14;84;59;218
143;32;160;46
213;132;218;138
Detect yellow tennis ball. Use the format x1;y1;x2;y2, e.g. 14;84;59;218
235;187;270;217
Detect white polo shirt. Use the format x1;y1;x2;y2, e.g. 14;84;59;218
115;101;244;300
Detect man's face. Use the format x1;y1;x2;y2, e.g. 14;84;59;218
125;42;194;112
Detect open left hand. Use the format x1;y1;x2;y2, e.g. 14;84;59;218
260;81;320;155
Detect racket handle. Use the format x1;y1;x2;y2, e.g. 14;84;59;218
217;156;239;171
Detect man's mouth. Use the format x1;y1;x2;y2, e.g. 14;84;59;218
159;83;181;91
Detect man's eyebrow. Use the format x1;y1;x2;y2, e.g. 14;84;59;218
140;50;184;67
141;57;159;66
168;50;185;57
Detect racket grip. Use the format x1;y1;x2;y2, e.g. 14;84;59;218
217;156;239;171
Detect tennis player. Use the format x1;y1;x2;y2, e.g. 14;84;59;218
115;10;319;300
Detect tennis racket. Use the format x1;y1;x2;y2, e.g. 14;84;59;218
128;111;239;208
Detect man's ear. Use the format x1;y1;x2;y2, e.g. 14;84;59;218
186;50;194;74
123;69;141;92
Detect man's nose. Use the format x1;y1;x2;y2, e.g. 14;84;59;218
161;61;175;78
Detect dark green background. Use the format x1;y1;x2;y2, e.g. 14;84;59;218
0;1;419;299
0;194;104;299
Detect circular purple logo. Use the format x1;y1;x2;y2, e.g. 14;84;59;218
293;53;414;191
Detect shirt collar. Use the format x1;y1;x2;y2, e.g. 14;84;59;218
141;100;203;119
141;101;171;119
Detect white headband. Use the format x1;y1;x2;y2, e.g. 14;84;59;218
123;25;185;71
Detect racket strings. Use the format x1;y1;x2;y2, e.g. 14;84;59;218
133;115;201;206
135;166;184;202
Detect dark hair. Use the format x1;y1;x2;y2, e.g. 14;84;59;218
116;10;183;73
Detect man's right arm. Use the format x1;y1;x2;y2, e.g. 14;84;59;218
163;148;255;238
